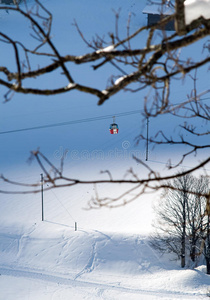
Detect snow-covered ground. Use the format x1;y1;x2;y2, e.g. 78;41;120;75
0;0;209;299
0;206;210;300
0;164;209;299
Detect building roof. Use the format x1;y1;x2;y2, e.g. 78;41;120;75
142;2;174;15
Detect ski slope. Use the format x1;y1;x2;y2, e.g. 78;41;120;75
0;219;209;300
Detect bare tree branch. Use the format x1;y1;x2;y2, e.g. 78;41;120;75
0;0;209;209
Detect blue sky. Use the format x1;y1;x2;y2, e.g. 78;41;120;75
0;0;209;178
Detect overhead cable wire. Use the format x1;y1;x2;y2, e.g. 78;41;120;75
0;110;142;135
0;96;209;135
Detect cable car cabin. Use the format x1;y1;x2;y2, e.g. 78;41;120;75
109;123;119;134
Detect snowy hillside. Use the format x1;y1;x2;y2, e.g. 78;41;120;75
0;220;210;300
0;0;210;299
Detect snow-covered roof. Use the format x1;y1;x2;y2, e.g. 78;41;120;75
142;0;210;22
142;3;174;15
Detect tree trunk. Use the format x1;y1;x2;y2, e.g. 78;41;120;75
206;212;210;274
190;227;196;262
206;255;210;275
181;253;185;268
175;0;186;35
181;191;187;268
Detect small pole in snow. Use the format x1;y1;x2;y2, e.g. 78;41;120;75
75;222;77;231
40;173;44;221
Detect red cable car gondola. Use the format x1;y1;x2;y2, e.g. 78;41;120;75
109;116;119;134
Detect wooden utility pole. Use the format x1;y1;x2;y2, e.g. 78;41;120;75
41;173;44;221
146;117;149;161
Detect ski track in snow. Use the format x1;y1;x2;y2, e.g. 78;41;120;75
74;230;112;280
1;228;208;299
16;224;37;260
74;241;97;280
0;266;207;299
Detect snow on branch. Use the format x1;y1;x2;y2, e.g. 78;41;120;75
185;0;210;25
175;0;210;35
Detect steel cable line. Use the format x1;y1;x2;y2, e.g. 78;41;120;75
0;96;209;135
47;186;76;223
0;110;142;135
